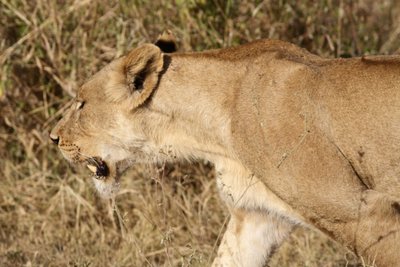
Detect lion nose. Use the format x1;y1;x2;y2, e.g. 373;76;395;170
49;134;60;145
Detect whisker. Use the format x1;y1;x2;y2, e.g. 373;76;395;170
76;151;100;167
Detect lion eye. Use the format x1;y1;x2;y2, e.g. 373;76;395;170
76;101;85;110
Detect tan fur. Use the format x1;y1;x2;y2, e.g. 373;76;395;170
51;39;400;266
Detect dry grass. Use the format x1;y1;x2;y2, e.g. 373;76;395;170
1;1;399;266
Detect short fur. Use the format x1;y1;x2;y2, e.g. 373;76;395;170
51;39;400;266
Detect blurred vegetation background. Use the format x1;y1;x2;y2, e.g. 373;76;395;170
1;0;399;266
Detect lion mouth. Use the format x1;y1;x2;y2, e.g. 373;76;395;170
86;157;109;180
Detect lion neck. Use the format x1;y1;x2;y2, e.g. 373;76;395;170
144;54;246;163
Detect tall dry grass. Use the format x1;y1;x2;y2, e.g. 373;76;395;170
1;1;399;266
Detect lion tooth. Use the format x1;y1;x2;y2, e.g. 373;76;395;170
87;164;97;173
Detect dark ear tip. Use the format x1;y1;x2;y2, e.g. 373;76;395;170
155;40;177;53
155;30;178;53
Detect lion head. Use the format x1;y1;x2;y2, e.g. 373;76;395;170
50;42;171;197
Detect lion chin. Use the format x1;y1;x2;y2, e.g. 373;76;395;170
86;158;123;199
92;177;120;199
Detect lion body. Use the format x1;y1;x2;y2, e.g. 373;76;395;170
51;39;400;266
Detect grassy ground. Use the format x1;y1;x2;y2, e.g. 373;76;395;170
1;1;400;266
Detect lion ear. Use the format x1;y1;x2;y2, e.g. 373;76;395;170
123;44;164;109
154;30;178;53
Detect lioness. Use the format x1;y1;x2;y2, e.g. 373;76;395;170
50;36;400;266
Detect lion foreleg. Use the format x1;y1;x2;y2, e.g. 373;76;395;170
212;209;293;267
